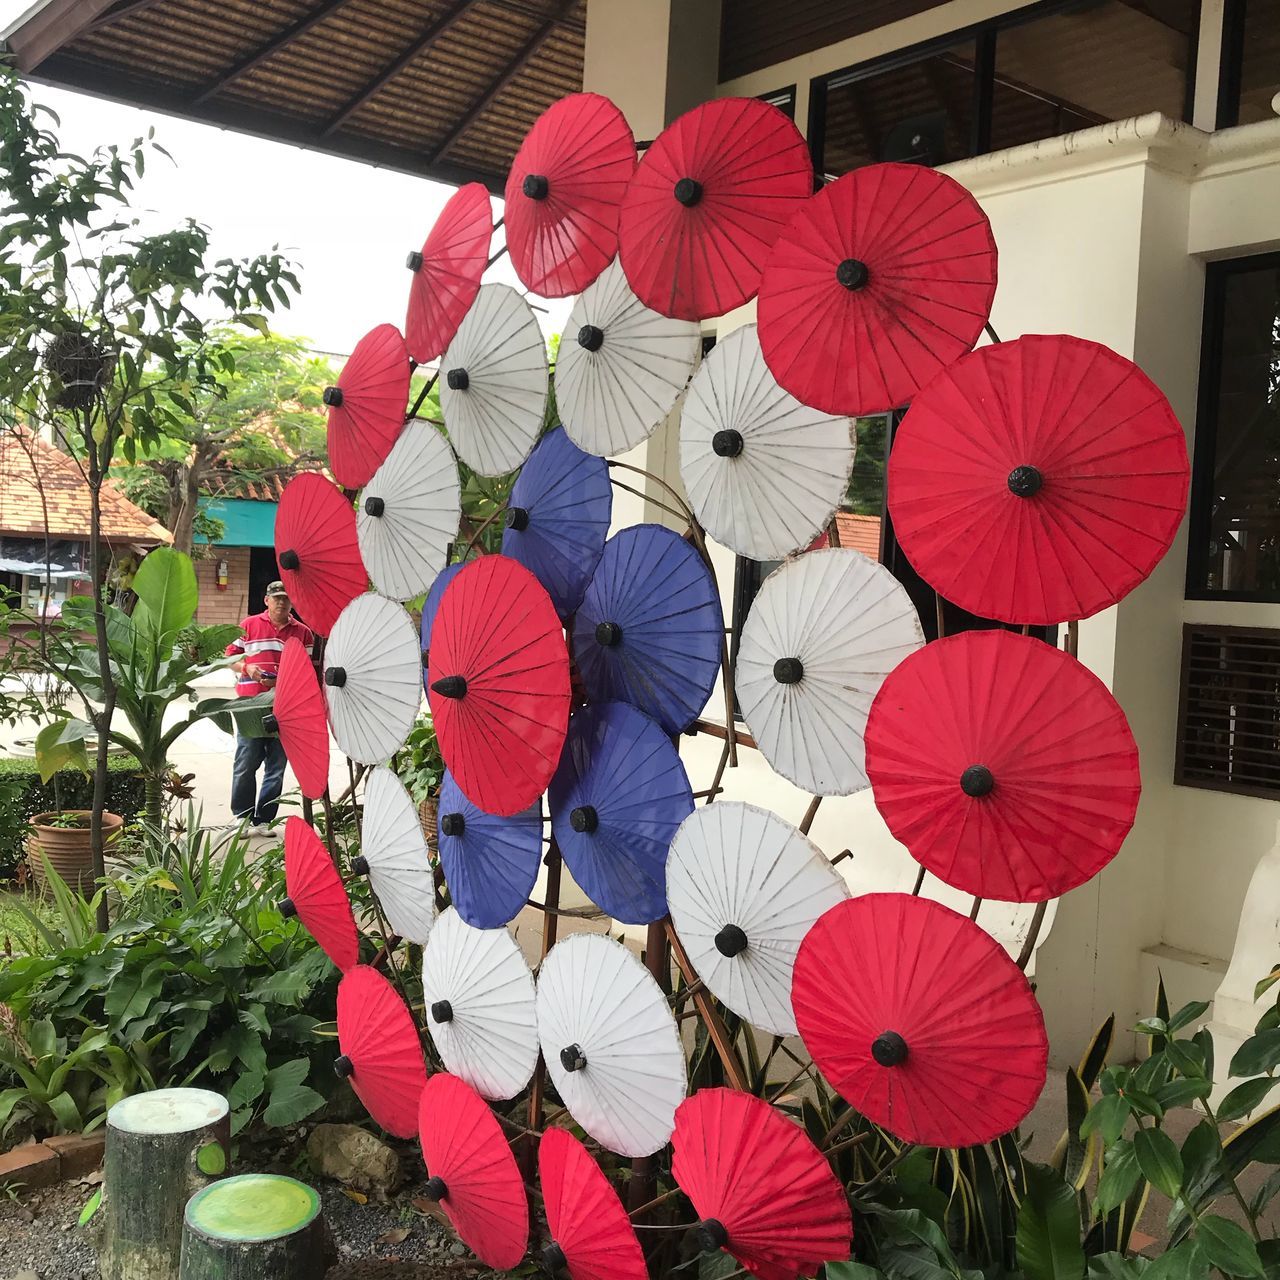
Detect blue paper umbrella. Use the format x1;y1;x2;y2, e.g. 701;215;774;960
501;426;612;617
548;702;693;924
571;524;722;734
437;769;542;929
419;562;465;691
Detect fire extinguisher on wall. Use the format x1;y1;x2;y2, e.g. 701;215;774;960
216;559;229;592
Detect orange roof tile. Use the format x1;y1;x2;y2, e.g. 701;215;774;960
0;428;172;545
834;512;882;560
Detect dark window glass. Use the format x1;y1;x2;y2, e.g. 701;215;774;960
1238;0;1280;125
816;40;976;178
1189;255;1280;598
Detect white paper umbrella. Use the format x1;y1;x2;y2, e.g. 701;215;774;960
737;548;924;795
536;933;686;1158
666;802;849;1036
555;258;701;457
356;766;435;945
324;594;422;766
421;907;538;1101
680;325;856;561
357;422;461;601
439;282;548;477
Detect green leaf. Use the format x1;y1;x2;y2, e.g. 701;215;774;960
1096;1141;1142;1214
1016;1164;1085;1280
1229;1030;1280;1079
78;1187;103;1227
227;1069;265;1111
1196;1215;1264;1277
1222;1105;1280;1177
196;1141;226;1175
1143;1243;1209;1280
1134;1127;1183;1199
33;719;92;782
261;1083;324;1128
1165;1039;1206;1080
1089;1255;1150;1280
1153;1078;1211;1110
131;546;197;639
1217;1077;1280;1124
1081;1094;1129;1147
826;1267;886;1280
1168;1001;1211;1033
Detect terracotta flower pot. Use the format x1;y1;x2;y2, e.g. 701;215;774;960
27;809;123;895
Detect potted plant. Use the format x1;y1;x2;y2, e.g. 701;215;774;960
27;806;123;894
396;714;444;846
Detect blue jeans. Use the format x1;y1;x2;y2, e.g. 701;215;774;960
231;734;288;823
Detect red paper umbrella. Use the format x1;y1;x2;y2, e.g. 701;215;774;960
417;1073;529;1270
792;895;1048;1148
618;97;813;321
268;637;329;800
281;816;358;971
427;555;570;817
758;163;998;415
887;334;1190;624
505;93;635;299
325;323;411;489
538;1129;647;1280
405;183;493;364
865;631;1140;902
672;1089;851;1280
274;473;367;636
335;965;427;1138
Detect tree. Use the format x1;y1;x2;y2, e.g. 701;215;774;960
0;68;299;924
112;330;334;553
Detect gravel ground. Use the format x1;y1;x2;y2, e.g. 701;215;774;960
0;1175;504;1279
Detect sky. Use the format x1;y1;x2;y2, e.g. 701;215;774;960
3;29;571;359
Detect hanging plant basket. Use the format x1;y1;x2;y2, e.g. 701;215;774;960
417;795;438;849
44;329;113;410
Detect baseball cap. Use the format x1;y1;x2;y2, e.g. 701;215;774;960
265;581;289;599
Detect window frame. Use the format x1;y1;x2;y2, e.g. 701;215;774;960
806;0;1200;174
1185;250;1280;603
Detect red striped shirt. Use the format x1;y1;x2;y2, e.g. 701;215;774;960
225;611;315;697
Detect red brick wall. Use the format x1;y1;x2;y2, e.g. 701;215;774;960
195;546;252;629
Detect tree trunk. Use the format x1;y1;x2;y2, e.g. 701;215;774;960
171;460;201;557
99;1088;231;1280
143;771;165;834
179;1174;333;1280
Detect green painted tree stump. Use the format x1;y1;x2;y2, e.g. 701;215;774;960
99;1088;230;1280
179;1174;334;1279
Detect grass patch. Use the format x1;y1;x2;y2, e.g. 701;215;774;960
0;891;59;957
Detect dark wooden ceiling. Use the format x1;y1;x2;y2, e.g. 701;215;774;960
9;0;587;191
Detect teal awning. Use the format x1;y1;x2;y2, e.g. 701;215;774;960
194;498;277;548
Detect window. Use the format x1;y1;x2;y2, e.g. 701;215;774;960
1186;253;1280;600
760;86;797;119
1218;0;1280;127
1175;624;1280;798
809;0;1198;177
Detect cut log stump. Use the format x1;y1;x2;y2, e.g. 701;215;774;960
99;1087;230;1280
179;1174;333;1279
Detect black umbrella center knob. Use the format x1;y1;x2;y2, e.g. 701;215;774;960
577;323;605;352
334;1054;355;1080
278;896;297;919
523;173;550;200
324;666;347;688
432;674;468;699
695;1218;729;1253
712;428;744;458
836;258;870;291
541;1241;568;1275
961;764;995;798
594;621;623;647
872;1030;909;1067
405;250;424;272
430;999;454;1024
674;177;704;207
322;385;344;407
560;1044;587;1072
773;656;804;685
262;713;279;736
278;549;300;571
423;1175;449;1202
1007;465;1043;498
446;367;470;391
440;812;466;837
506;506;530;531
352;855;369;875
570;805;599;834
364;495;385;518
714;923;748;957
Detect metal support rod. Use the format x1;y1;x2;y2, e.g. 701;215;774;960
799;794;822;836
984;321;1002;345
665;922;748;1092
1017;900;1048;971
688;718;757;751
525;841;562;1153
407;371;439;424
319;788;341;868
969;896;983;922
911;865;927;895
935;591;947;641
628;919;671;1211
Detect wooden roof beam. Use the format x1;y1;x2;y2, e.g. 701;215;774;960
3;0;120;70
427;0;574;163
320;0;483;139
84;0;166;33
191;0;358;106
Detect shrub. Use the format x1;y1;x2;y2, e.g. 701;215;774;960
0;755;146;879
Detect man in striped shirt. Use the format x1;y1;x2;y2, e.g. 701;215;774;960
225;581;315;833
